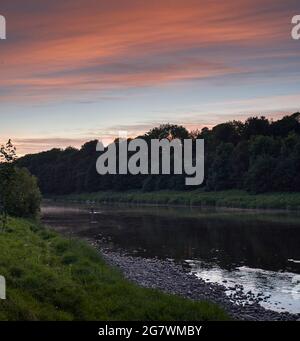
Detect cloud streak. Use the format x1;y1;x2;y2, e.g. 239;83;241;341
1;0;299;102
1;0;300;155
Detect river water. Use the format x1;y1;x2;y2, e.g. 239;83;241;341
41;202;300;314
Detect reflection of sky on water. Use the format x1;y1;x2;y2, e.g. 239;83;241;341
186;260;300;314
41;204;300;315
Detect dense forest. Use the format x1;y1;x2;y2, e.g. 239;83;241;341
17;112;300;195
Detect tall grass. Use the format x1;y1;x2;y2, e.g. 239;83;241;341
0;217;228;321
56;190;300;210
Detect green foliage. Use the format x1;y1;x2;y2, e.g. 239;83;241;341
243;116;270;139
245;156;277;193
59;190;300;210
0;167;41;218
249;136;280;161
0;217;228;321
16;113;300;194
207;143;234;190
0;140;41;220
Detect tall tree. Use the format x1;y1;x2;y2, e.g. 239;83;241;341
0;140;17;230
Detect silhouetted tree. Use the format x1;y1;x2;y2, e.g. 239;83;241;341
0;140;17;230
243;116;270;139
15;113;300;195
207;143;234;190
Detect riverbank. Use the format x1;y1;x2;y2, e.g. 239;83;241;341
0;217;228;321
93;245;299;321
53;190;300;211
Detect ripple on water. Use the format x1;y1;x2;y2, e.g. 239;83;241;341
186;260;300;314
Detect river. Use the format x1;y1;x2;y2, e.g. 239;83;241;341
41;202;300;315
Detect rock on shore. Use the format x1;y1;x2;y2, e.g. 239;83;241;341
89;240;299;321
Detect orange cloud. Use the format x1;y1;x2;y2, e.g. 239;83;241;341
0;0;296;103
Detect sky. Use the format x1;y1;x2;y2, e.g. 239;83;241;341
0;0;300;155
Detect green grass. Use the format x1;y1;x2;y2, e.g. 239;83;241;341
55;190;300;210
0;217;228;321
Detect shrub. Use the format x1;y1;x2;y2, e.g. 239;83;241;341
0;167;41;218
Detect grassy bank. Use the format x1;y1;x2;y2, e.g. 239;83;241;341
56;190;300;210
0;217;228;321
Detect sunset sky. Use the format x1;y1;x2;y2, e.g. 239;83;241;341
0;0;300;155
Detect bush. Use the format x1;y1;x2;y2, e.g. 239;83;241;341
0;167;41;218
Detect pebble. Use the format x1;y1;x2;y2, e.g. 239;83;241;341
88;239;299;321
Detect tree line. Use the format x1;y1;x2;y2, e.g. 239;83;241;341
16;112;300;195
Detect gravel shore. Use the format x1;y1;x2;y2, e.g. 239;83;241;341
90;240;299;321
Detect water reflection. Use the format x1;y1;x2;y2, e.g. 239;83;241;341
41;203;300;313
187;260;300;313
